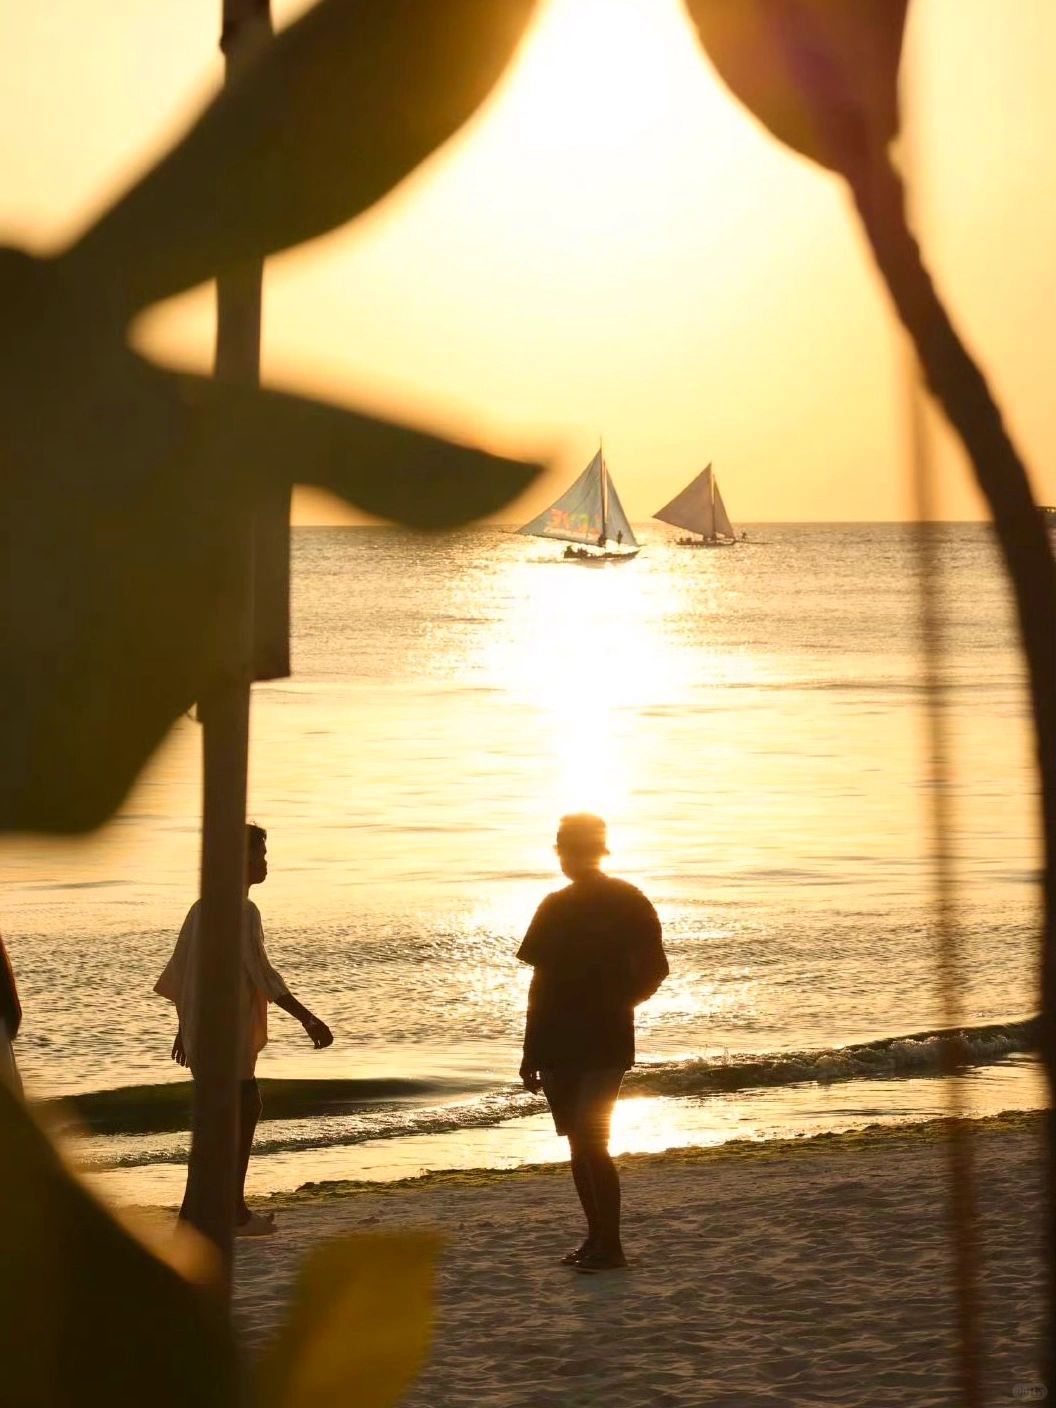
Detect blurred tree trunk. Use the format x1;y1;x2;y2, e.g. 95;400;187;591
853;149;1056;1391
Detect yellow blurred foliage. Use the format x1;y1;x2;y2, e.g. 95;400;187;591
258;1233;442;1408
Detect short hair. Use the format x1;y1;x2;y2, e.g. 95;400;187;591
247;822;267;849
556;813;608;856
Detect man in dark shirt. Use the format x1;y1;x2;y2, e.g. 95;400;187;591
518;814;668;1272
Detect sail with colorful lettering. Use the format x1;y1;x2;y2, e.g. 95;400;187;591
518;449;639;559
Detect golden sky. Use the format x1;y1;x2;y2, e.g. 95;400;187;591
2;0;1053;522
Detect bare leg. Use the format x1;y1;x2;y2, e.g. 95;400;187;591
580;1146;622;1255
569;1147;600;1247
236;1078;262;1223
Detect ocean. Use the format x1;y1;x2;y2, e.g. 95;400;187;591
1;523;1045;1204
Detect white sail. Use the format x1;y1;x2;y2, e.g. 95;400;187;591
653;464;735;539
518;450;638;549
712;480;735;539
602;468;639;549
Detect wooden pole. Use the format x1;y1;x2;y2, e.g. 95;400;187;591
183;0;272;1295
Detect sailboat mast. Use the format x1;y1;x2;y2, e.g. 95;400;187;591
709;465;715;541
600;438;608;545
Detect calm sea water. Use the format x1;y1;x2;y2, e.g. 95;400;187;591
1;524;1045;1201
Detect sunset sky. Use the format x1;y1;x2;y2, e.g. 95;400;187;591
1;0;1053;523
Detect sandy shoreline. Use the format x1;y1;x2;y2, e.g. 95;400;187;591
228;1111;1046;1405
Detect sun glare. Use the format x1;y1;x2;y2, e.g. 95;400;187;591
498;0;699;151
485;549;684;818
448;0;734;280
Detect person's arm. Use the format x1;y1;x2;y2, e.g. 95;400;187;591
0;936;22;1041
519;971;543;1093
245;907;333;1049
516;897;551;1092
158;905;198;1065
626;896;668;1006
274;990;333;1049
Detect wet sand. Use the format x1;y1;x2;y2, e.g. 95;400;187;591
231;1111;1045;1406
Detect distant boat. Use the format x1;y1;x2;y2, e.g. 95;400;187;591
518;447;639;563
653;463;739;547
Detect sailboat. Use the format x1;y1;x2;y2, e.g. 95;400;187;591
653;463;739;547
517;447;640;563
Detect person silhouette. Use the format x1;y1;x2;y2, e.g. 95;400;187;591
517;814;668;1272
155;823;333;1234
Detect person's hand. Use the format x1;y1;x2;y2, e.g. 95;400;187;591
303;1014;333;1049
519;1059;542;1094
171;1029;187;1067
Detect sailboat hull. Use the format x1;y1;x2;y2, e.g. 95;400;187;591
563;548;640;564
676;537;737;548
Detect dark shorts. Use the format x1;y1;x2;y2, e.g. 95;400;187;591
540;1067;624;1142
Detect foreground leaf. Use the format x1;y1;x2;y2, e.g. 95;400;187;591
187;375;539;531
0;0;545;834
257;1233;441;1408
0;1086;240;1407
67;0;538;315
0;254;540;834
684;0;909;174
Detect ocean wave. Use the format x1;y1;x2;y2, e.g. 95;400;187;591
624;1017;1038;1098
59;1018;1036;1153
48;1075;487;1136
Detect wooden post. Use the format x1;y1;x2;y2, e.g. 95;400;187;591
183;0;272;1295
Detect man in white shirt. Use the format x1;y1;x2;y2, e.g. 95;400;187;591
155;823;332;1235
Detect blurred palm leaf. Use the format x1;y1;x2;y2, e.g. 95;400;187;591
683;0;909;174
257;1233;441;1408
0;1086;241;1407
0;0;543;834
0;310;538;833
189;375;537;531
68;0;538;314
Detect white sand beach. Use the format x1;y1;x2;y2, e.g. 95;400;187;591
231;1112;1045;1407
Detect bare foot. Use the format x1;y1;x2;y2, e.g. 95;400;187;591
235;1211;277;1238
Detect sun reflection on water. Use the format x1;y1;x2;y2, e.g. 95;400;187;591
485;547;696;844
